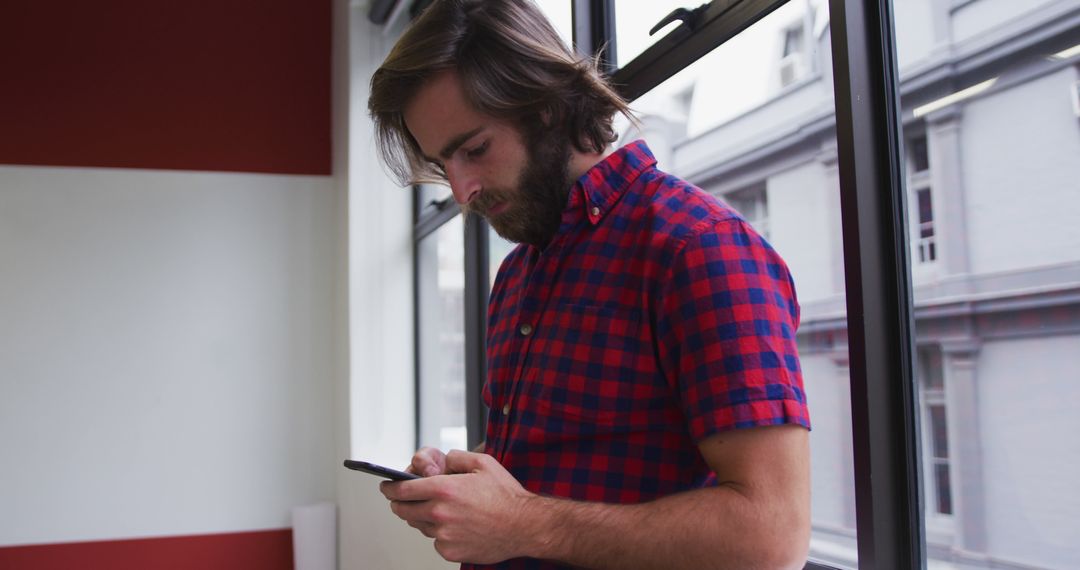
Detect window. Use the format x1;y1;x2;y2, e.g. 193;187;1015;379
906;134;935;264
724;183;770;241
917;347;951;518
915;187;935;263
779;23;807;87
415;212;467;451
613;0;705;68
898;1;1080;567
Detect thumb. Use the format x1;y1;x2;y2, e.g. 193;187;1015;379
444;450;492;474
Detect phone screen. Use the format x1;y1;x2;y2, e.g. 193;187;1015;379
343;459;420;481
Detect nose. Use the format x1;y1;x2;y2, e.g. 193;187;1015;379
446;164;481;205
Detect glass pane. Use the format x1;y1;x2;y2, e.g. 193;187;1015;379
416;214;468;451
894;0;1080;566
909;136;930;172
614;0;700;67
532;0;573;51
488;223;516;291
929;405;948;459
934;463;954;515
615;0;828;141
415;183;453;222
617;1;857;566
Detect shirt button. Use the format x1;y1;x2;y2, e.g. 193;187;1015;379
591;206;600;217
502;403;511;416
519;323;533;336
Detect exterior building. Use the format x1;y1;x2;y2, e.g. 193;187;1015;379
625;0;1080;568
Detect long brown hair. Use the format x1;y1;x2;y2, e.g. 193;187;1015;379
368;0;633;185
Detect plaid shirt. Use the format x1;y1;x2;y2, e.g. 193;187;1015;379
469;141;809;570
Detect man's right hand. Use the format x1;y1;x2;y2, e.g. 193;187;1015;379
407;446;448;477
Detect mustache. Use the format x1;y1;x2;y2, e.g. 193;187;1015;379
462;187;511;218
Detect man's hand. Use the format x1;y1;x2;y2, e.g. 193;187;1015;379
381;450;539;564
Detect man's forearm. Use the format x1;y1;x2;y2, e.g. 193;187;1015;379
517;485;808;570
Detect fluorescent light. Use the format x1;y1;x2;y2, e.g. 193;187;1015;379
1051;44;1080;61
913;78;998;118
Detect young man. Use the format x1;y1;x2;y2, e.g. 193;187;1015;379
368;1;811;568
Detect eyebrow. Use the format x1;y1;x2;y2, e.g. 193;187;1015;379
426;127;485;164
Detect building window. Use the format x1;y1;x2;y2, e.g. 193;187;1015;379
724;183;770;241
916;187;936;262
908;134;936;263
918;346;953;516
779;23;807;88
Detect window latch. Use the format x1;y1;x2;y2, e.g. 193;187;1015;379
649;4;708;36
427;196;454;211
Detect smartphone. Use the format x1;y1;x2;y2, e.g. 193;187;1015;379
343;459;420;481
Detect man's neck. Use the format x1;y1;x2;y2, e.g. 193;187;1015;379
567;147;614;181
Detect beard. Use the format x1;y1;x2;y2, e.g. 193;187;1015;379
463;128;571;248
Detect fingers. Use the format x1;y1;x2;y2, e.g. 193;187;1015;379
389;498;433;524
380;475;445;502
444;449;492;474
410;447;448;477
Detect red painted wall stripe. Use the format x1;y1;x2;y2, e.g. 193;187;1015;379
0;0;330;175
0;529;294;570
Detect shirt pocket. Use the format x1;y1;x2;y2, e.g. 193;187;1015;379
524;303;655;433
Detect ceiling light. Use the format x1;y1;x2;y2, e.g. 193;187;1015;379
913;78;998;118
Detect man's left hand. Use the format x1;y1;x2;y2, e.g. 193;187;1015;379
380;450;540;564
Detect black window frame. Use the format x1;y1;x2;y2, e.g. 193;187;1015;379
409;0;925;567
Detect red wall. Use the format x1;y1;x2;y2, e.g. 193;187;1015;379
0;0;331;174
0;530;294;570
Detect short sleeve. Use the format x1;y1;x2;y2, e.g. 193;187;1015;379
655;218;811;441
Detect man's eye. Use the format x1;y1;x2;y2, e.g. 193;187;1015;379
466;141;488;159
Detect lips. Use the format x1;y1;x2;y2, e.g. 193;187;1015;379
487;201;510;216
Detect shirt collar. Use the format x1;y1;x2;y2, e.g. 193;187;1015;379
567;140;657;226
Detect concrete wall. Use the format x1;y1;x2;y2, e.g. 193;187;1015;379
962;67;1080;276
979;334;1080;568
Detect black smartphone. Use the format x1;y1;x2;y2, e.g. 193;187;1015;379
343;459;420;481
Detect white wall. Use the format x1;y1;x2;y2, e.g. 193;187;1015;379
962;67;1080;276
979;334;1080;568
0;166;338;545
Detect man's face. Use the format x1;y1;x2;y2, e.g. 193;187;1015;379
403;71;570;247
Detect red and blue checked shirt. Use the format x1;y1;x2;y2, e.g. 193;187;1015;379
470;140;810;570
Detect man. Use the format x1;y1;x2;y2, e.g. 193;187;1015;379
368;1;811;568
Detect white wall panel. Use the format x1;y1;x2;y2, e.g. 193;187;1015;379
0;166;338;545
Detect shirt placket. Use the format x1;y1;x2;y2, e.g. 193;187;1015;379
491;243;564;463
